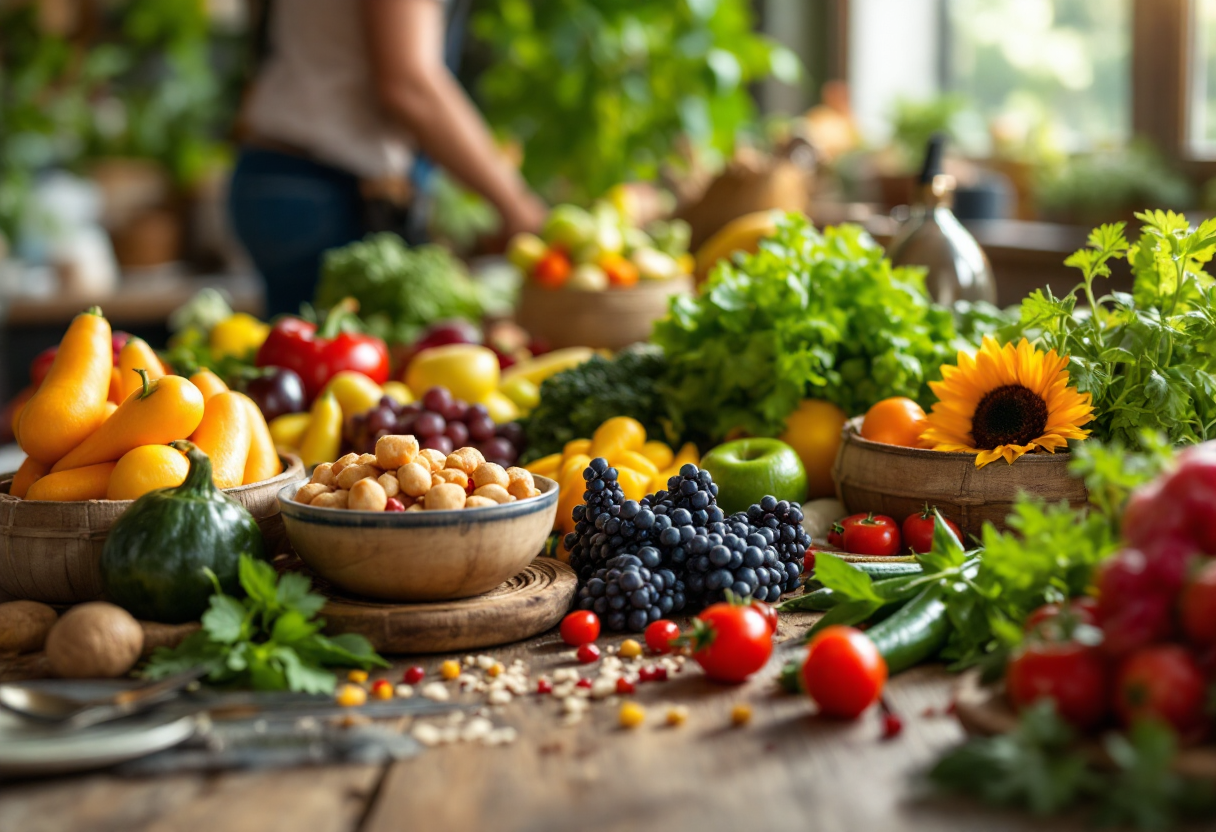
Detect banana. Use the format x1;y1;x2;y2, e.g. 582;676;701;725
694;210;785;285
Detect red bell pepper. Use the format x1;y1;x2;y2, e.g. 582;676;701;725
254;300;390;402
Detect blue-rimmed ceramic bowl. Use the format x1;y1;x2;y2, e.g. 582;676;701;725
277;475;559;602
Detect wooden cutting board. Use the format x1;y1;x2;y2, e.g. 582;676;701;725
311;559;578;655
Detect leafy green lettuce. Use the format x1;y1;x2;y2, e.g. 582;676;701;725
651;214;960;442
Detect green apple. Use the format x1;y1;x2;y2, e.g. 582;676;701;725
701;438;808;516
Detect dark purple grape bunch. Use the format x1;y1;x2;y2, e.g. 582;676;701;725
684;508;787;605
343;385;522;463
575;549;686;632
745;496;810;595
564;458;625;582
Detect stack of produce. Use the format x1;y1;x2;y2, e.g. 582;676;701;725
508;202;692;291
8;308;281;502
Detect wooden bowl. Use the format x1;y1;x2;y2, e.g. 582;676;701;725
514;277;693;350
831;419;1087;539
277;475;559;602
0;455;305;605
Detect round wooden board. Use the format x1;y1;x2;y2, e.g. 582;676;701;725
315;559;578;655
955;669;1216;779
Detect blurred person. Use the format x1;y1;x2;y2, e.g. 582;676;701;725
229;0;546;316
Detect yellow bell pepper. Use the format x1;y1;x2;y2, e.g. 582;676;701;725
324;371;383;417
269;412;311;450
590;416;646;456
640;440;674;469
615;467;650;503
299;392;342;467
526;453;562;478
563;438;592;459
609;449;659;479
209;313;270;361
561;453;592;483
673;441;700;468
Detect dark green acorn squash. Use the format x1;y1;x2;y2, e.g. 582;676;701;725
101;440;264;623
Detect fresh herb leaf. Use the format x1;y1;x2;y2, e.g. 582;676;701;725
811;551;884;604
143;554;388;692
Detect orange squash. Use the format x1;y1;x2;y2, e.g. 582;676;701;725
18;308;112;465
25;462;116;502
51;372;205;473
235;393;283;485
117;338;167;401
107;444;190;500
103;401;119;420
188;369;229;401
108;367;124;404
189;391;251;489
9;456;50;499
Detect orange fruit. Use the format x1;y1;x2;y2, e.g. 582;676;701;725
778;399;848;499
860;397;929;448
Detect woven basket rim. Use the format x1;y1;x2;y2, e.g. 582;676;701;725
841;417;1075;465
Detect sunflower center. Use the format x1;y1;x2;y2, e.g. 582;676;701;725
970;384;1048;450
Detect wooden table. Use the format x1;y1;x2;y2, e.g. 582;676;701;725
0;611;1086;832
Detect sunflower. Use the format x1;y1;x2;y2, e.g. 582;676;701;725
920;337;1094;468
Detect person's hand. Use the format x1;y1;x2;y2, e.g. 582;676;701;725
499;189;547;239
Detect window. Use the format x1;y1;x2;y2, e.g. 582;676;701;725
1190;0;1216;156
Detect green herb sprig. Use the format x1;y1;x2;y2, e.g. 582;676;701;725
143;555;388;693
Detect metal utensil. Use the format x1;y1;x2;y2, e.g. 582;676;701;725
0;666;208;729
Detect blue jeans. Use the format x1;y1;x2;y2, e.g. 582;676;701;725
228;147;365;318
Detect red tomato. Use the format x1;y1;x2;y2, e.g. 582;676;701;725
691;602;774;684
1114;645;1206;732
1161;448;1216;553
644;619;681;654
751;600;778;635
801;625;887;719
1181;558;1216;646
533;250;572;288
803;548;818;574
560;611;600;646
1006;637;1108;729
843;514;901;557
1023;600;1098;636
901;507;962;554
828;513;867;549
1096;549;1175;656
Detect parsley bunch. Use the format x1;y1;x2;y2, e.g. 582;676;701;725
143;556;388;693
1005;211;1216;447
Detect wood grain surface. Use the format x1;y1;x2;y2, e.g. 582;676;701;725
0;612;1089;832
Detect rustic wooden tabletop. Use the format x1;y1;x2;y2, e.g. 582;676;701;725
0;614;1084;832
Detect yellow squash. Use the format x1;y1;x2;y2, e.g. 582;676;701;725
189;391;252;489
19;308;113;465
9;456;50;499
51;372;205;473
298;392;342;467
269;413;311;450
117;338;167;401
107;445;189;500
236;393;283;485
26;462;116;502
188;369;229;401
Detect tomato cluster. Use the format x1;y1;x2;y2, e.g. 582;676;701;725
826;507;962;557
1007;443;1216;736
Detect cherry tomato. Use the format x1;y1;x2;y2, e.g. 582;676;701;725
1114;645;1206;732
576;643;601;664
751;600;778;635
690;602;774;684
560;611;600;646
1161;449;1216;553
803;548;818;574
1023;600;1098;637
1096;549;1174;656
900;507;962;554
801;625;887;719
1181;558;1216;646
842;514;901;557
1006;636;1108;729
860;397;928;448
644;619;681;654
827;513;867;549
533;250;572;288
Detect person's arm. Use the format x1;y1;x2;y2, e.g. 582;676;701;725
362;0;545;236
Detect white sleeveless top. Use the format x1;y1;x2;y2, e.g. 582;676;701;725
244;0;426;179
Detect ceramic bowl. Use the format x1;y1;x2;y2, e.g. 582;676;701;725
277;475;559;602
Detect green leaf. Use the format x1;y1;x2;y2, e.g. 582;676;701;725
239;556;280;611
811;551;883;603
277;647;336;695
271;609;321;645
297;633;390;669
201;593;247;645
276;571;327;618
804;599;885;640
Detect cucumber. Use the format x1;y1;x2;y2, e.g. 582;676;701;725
851;561;923;580
780;572;924;613
864;585;950;674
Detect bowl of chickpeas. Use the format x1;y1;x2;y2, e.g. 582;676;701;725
277;435;558;602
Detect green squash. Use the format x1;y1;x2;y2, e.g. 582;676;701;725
101;440;264;623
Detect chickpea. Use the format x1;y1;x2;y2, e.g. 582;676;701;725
472;462;509;490
506;467;539;500
311;489;350;509
464;495;498;508
311;462;337;488
472;484;512;505
446;447;485;475
349;478;388;512
295;482;332;505
405;502;424;512
397;462;433;498
418;448;447;472
425;483;466;510
377;472;400;498
337;463;381;491
331;453;360;476
376;434;419;470
433;468;469;489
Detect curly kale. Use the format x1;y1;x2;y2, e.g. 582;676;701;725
519;345;670;463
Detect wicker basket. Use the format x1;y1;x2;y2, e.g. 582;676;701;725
515;276;693;350
0;454;304;604
831;419;1087;540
